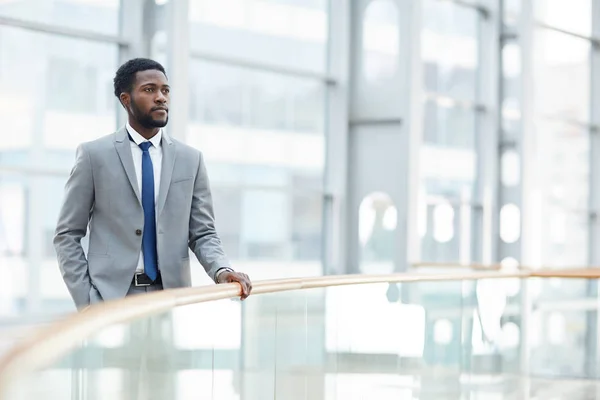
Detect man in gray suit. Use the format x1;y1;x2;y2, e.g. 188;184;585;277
54;58;252;311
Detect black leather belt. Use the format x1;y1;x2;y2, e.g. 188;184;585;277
132;272;162;287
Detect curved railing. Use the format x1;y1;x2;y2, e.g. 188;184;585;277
1;267;599;398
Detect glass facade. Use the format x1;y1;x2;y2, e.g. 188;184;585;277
0;2;598;379
1;1;600;399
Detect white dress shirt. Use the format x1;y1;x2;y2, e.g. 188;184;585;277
126;122;163;273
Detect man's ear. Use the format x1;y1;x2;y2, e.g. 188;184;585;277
119;92;130;109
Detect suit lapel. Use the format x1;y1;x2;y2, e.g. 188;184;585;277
114;127;142;205
157;133;176;217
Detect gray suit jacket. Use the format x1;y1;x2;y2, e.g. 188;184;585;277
54;127;230;310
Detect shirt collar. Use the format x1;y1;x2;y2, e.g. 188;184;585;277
126;122;162;149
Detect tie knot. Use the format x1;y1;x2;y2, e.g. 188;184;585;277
139;142;152;152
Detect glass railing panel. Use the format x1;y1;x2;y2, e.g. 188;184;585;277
4;275;600;399
528;277;599;379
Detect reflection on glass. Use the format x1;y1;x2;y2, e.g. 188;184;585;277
500;322;520;348
531;308;591;378
501;150;520;187
433;203;454;243
0;0;120;35
533;29;590;122
7;279;600;398
534;0;591;36
476;279;507;342
500;203;520;243
359;193;395;274
189;0;328;73
501;257;521;297
422;0;479;100
362;0;399;82
420;202;476;263
433;319;453;344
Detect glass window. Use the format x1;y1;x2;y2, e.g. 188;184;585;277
0;26;118;169
535;121;589;211
210;186;322;262
189;0;328;73
540;210;588;268
189;60;324;134
533;29;590;123
0;26;119;315
423;100;475;149
362;0;399;82
421;100;477;201
0;0;120;36
186;59;325;265
422;0;479;101
502;42;521;113
534;0;591;37
420;202;464;263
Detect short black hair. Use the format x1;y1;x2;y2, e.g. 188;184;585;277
113;58;167;98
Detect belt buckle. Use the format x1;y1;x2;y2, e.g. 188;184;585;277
134;273;151;287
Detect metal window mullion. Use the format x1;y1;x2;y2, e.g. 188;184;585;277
189;50;336;84
534;20;600;46
474;0;500;265
516;0;536;377
164;0;190;141
588;0;600;379
322;0;351;275
400;0;424;269
0;15;129;45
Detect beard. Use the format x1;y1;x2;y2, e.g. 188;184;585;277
130;98;168;129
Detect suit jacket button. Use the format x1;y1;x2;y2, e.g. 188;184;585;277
135;229;142;236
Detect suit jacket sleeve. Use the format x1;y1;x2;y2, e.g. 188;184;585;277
189;152;231;282
53;144;94;310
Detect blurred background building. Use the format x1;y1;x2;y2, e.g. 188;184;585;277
0;0;597;383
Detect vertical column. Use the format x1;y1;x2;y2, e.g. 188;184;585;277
117;0;149;127
399;0;424;269
164;0;190;141
517;0;536;375
119;0;149;61
323;0;351;275
498;0;536;376
476;0;500;265
588;0;600;378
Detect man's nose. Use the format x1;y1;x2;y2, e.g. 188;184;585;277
156;91;167;103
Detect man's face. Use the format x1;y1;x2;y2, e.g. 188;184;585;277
124;69;170;129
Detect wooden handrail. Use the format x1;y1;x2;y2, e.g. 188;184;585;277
0;268;600;397
411;262;600;272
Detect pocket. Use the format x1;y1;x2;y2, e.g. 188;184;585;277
87;252;110;258
172;176;193;184
89;285;103;305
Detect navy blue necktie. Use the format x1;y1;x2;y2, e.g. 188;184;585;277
139;141;158;281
